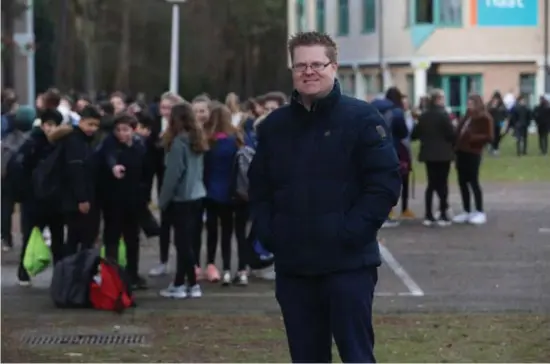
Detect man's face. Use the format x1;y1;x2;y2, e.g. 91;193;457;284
41;121;57;135
263;100;280;114
291;45;337;98
135;123;151;137
79;118;100;136
115;123;134;144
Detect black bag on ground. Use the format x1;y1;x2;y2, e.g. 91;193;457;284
50;248;100;308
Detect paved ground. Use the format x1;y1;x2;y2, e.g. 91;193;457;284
2;182;549;315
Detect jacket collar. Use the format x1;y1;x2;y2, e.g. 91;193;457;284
290;79;341;114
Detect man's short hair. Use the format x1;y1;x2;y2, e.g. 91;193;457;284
262;91;288;107
287;31;338;63
80;105;102;120
113;112;138;128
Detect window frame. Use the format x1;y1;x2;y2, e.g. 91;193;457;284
337;0;350;36
409;0;462;27
361;0;376;34
316;0;325;33
297;0;306;32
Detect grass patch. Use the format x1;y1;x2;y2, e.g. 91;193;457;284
2;312;548;362
411;135;549;183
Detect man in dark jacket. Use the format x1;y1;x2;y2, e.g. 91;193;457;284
16;109;64;284
248;32;401;363
48;105;101;255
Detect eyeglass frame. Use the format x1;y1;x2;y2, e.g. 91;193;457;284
291;61;333;73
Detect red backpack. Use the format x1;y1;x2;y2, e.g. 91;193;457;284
89;259;135;313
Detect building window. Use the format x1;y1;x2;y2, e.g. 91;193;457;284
338;0;349;36
519;73;536;106
339;73;354;96
316;0;325;33
364;74;381;99
411;0;462;26
362;0;376;33
297;0;306;32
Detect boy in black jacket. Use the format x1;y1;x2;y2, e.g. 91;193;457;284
48;105;100;255
16;109;64;284
99;113;148;289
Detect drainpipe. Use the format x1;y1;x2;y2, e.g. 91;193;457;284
544;0;549;92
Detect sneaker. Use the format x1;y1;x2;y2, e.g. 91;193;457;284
42;227;52;247
195;266;203;281
132;275;148;290
469;211;487;225
221;270;231;286
251;265;276;280
206;264;220;282
400;209;416;220
382;219;400;228
160;283;188;299
452;212;472;224
422;218;435;227
148;263;168;277
188;284;202;298
233;271;248;286
437;217;452;227
17;266;31;287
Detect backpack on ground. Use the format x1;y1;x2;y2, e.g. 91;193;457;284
232;145;255;201
89;258;134;313
1;131;28;178
51;249;100;308
32;144;64;202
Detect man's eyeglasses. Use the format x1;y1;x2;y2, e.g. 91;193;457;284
291;61;332;73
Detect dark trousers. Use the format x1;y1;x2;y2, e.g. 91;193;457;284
167;200;202;286
103;205;140;279
20;203;65;269
233;202;249;271
455;151;483;213
491;123;502;151
276;267;378;363
65;210;97;256
424;161;451;219
1;184;15;245
140;206;160;238
515;127;528;156
401;172;410;212
538;129;548;155
193;203;205;266
205;199;233;270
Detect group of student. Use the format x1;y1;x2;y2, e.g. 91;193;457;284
1;87;287;299
374;87;550;228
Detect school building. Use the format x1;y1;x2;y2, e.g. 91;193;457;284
288;0;550;116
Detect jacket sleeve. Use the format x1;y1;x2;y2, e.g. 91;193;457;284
341;112;402;248
248;123;274;252
64;134;89;204
469;115;494;143
158;140;186;210
441;112;456;142
100;136;118;171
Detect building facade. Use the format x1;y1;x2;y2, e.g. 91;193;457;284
288;0;550;116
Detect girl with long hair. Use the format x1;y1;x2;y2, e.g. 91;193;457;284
148;92;185;277
203;103;248;285
453;94;493;225
225;92;243;127
158;102;209;298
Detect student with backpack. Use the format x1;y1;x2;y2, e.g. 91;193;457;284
1;105;36;252
46;105;101;256
15;109;65;285
203;103;247;285
97;113;149;290
158;102;208;299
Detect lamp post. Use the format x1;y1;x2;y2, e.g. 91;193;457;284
166;0;186;94
544;0;549;93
